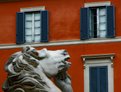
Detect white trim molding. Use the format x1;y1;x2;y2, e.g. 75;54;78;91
1;37;121;49
82;53;115;63
82;53;115;92
84;1;111;7
20;6;45;12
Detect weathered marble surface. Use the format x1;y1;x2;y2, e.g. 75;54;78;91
2;46;73;92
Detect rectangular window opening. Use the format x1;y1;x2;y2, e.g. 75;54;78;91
89;66;108;92
90;6;107;38
25;11;41;43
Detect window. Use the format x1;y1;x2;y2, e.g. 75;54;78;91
89;66;108;92
82;54;114;92
16;7;48;44
90;7;107;38
80;2;115;40
25;12;41;43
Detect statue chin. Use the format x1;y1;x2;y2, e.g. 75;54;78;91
2;46;73;92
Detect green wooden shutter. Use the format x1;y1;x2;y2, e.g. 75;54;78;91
90;66;108;92
41;10;49;42
106;6;115;38
16;12;25;44
80;8;90;40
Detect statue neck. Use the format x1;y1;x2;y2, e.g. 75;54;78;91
34;66;62;92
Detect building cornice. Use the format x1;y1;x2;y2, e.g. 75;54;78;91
0;37;121;49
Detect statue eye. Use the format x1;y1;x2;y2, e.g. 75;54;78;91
32;50;38;56
62;50;68;56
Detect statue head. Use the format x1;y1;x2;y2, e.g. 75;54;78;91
37;47;71;77
3;46;72;92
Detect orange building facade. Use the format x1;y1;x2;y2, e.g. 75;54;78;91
0;0;121;92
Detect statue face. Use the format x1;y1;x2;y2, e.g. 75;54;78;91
37;48;71;77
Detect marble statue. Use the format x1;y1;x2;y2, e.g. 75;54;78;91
2;46;73;92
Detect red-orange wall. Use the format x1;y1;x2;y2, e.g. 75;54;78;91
0;0;82;44
0;0;121;44
1;0;121;92
1;42;121;92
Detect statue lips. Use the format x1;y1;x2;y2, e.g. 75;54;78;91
63;58;71;71
56;53;72;80
57;52;71;72
62;50;71;71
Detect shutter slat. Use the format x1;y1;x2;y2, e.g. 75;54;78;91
106;6;115;38
41;10;49;42
16;12;25;44
80;8;90;40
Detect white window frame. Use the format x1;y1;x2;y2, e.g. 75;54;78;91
82;53;115;92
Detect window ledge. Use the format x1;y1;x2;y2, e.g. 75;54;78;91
81;53;115;62
84;1;111;7
20;6;45;12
